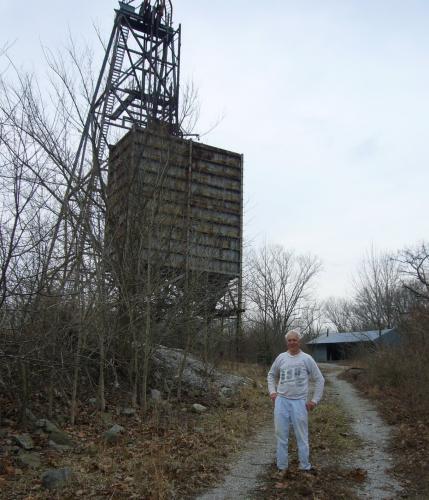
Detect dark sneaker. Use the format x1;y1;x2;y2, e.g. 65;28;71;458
300;467;317;475
274;469;288;477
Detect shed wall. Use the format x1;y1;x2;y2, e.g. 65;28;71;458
310;345;328;363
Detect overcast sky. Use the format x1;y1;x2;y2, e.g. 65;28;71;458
1;0;428;299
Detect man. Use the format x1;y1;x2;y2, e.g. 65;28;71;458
267;330;325;472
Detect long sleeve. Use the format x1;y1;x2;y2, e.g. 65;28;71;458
267;356;280;395
307;357;325;404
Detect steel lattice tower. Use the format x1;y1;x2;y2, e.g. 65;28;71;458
76;0;181;170
77;1;244;353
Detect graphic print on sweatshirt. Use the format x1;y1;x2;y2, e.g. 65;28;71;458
279;363;306;387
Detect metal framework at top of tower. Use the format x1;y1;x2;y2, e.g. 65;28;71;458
76;0;181;172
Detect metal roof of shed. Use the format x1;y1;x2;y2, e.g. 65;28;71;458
307;328;395;345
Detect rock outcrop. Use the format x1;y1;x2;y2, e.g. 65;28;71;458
151;345;251;398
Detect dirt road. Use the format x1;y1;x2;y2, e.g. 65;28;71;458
322;364;403;499
196;421;275;500
196;363;403;499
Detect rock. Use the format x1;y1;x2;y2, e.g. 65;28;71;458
219;387;233;398
35;419;59;433
150;389;162;401
48;440;71;453
17;451;41;469
49;430;73;447
151;345;250;398
41;467;73;490
14;434;34;451
192;404;208;414
121;408;136;417
110;423;125;434
35;420;72;447
104;424;125;444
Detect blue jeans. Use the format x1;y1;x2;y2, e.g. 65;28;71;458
274;397;311;470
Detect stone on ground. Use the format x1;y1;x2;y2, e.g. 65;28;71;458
41;467;73;490
49;429;73;447
104;424;125;444
35;419;60;433
14;434;34;450
150;389;162;400
192;404;208;414
49;440;71;453
121;408;136;416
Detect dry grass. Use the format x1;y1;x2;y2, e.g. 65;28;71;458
367;347;429;409
0;363;270;499
343;344;429;498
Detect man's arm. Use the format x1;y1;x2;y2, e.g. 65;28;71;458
305;355;325;411
306;356;325;406
267;357;280;400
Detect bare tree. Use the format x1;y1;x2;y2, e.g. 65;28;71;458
323;247;410;336
245;244;321;358
324;297;362;332
0;16;236;426
395;242;429;346
295;300;325;341
352;247;402;332
398;242;429;303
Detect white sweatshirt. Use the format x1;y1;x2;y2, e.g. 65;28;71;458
267;351;325;404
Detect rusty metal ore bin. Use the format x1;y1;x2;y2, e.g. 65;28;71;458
105;127;243;308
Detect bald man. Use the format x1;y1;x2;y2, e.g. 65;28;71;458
267;330;325;472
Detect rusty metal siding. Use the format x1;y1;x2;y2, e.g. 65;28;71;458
106;127;243;279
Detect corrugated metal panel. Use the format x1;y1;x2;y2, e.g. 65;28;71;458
307;328;395;345
106;127;243;279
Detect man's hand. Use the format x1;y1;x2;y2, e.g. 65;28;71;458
306;401;316;411
270;393;277;402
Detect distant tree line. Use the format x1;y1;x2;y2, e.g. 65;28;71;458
324;244;429;341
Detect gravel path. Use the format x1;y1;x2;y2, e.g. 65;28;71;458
195;421;275;500
322;364;403;499
195;364;403;499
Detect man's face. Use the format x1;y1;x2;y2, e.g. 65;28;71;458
286;334;300;354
